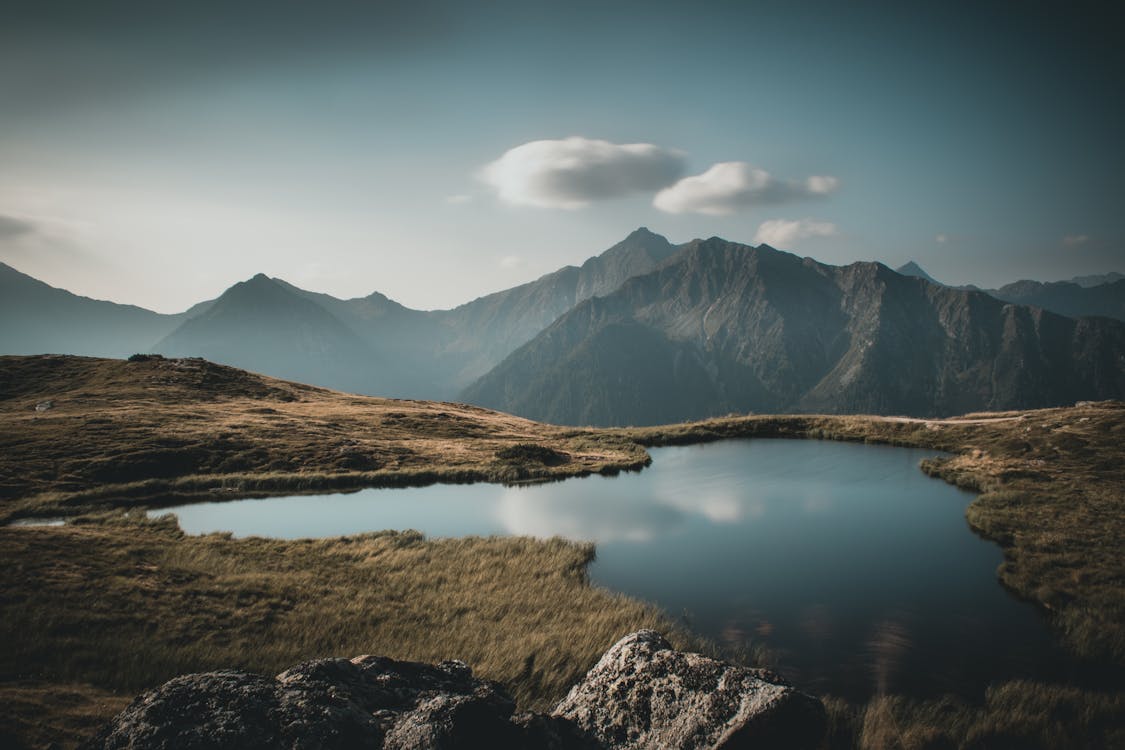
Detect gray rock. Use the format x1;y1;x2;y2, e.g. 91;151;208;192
553;630;826;750
81;633;824;749
81;656;524;750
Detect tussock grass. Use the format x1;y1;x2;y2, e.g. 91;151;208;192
0;512;690;747
820;681;1125;749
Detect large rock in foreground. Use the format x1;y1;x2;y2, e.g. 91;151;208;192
80;655;589;750
82;632;823;749
555;631;825;749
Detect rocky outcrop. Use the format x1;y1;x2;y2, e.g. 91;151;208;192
555;631;825;749
82;632;823;750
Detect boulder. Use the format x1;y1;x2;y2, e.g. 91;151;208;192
80;656;565;750
81;633;824;749
553;630;826;749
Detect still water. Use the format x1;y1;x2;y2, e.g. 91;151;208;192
154;439;1078;700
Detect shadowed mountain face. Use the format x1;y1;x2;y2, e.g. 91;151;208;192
463;239;1125;426
153;274;395;395
433;226;681;386
5;231;1125;424
892;262;1125;322
988;279;1125;322
0;262;207;358
895;261;941;285
1070;272;1124;288
163;227;681;397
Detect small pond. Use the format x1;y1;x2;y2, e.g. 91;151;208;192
153;438;1084;700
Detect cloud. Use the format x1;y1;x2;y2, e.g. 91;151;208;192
498;255;524;269
654;162;839;215
0;213;36;240
479;136;686;209
445;194;472;205
935;233;948;244
753;218;838;247
1063;234;1090;247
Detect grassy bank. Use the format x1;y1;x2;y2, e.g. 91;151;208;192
0;512;689;748
2;356;1123;747
0;354;648;522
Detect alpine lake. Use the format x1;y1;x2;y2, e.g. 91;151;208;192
152;438;1086;701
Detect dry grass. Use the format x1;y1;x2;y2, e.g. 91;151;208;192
2;356;1123;748
1;512;689;748
820;682;1125;749
0;355;647;522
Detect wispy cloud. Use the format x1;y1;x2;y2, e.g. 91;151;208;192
1063;234;1090;247
935;233;948;244
498;255;524;269
480;136;686;209
445;194;473;205
753;218;838;247
654;162;839;215
0;213;36;240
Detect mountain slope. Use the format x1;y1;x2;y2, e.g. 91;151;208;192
153;274;390;394
3;229;685;400
988;279;1125;322
463;238;1125;425
895;261;941;285
1069;271;1123;288
433;227;681;386
0;262;201;357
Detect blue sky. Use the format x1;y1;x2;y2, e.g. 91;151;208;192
1;0;1121;311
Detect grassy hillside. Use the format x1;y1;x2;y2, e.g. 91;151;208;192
0;354;647;522
1;355;1122;748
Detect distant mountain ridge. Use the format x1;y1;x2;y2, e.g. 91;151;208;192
1;228;682;400
0;262;209;358
464;239;1125;425
895;261;940;285
892;261;1125;322
4;231;1125;424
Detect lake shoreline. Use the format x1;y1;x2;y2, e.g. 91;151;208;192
2;356;1123;748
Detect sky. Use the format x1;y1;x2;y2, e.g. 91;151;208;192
1;0;1123;313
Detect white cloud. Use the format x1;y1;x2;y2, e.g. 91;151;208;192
479;136;686;209
654;162;839;215
805;175;839;195
1063;234;1090;247
935;233;948;244
498;255;524;269
444;194;472;205
753;218;838;247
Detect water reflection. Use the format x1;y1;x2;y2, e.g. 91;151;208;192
153;438;1081;700
494;483;758;542
867;619;913;695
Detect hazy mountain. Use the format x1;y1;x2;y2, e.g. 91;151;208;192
463;238;1125;426
434;227;681;386
895;261;941;285
1069;271;1123;288
153;274;393;394
8;231;1125;423
988;279;1125;322
0;261;206;357
892;262;1125;321
147;229;681;398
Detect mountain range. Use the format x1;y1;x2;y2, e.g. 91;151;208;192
895;262;1125;322
3;229;1124;424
